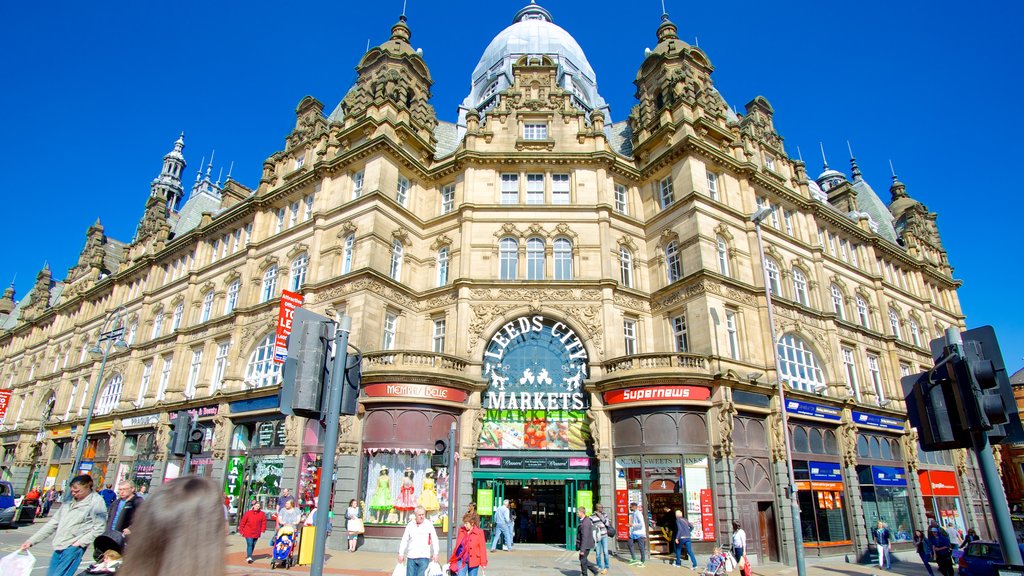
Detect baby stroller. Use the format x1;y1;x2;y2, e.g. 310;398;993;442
271;525;298;569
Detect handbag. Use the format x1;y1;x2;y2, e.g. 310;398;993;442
724;553;737;573
348;518;365;534
427;561;444;576
0;550;35;576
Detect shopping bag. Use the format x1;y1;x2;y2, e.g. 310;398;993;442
741;556;752;576
724;553;737;573
0;550;35;576
393;562;407;576
427;561;444;576
348;518;365;534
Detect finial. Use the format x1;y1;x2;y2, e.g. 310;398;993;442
694;36;699;47
889;159;897;181
216;167;224;186
847;141;862;180
227;161;235;181
797;146;804;162
401;0;407;17
207;150;215;178
661;0;667;16
196;156;206;182
819;142;829;169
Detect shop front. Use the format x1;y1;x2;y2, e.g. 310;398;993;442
118;414;160;492
607;385;716;557
730;390;780;564
227;416;286;514
472;314;594;550
852;420;913;548
917;469;965;541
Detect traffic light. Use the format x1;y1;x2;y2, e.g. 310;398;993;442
959;326;1024;444
340;353;362;416
185;426;204;455
170;411;191;456
431;439;447;469
902;364;970;451
280;307;332;419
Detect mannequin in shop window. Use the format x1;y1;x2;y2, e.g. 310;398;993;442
419;470;440;520
370;469;393;523
395;468;417;524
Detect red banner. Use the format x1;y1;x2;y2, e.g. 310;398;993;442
603;385;711;405
0;389;11;421
700;488;714;541
919;470;959;497
615;490;629;540
363;383;468;403
274;290;304;364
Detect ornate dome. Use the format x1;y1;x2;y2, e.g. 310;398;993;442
458;2;609;124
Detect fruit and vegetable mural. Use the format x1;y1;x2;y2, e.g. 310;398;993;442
478;409;591;450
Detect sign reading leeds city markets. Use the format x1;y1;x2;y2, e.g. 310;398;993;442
479;315;592;451
274;290;304;364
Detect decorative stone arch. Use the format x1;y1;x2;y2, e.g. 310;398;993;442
223;270;241;288
430;234;452;251
775;330;832;391
336;221;357;239
853;287;874;310
256;255;280;275
287;243;310;260
888;301;905;319
493;222;523;240
830;276;853;304
789;258;816;289
617;235;638;253
764;245;788;276
471;306;597;370
549;223;578;242
714;223;734;243
391;228;412;247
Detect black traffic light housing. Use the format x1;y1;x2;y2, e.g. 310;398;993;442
902;363;970;451
170;411;191;456
280;308;332;419
431;439;447;469
960;326;1024;444
339;353;362;417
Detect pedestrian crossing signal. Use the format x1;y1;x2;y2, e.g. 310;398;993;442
185;428;204;455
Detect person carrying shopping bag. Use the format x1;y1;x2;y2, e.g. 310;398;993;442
448;512;487;576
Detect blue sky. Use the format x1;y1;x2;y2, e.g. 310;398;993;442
2;1;1022;372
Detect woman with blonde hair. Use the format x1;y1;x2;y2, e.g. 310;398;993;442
119;476;227;576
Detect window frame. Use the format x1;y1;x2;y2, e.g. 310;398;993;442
396;175;410;207
623;319;638;356
658;176;675;208
553;238;573;280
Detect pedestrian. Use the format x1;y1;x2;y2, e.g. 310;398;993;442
962;528;979;547
41;487;56;517
449;511;488;576
98;484;117;508
627;502;648;567
118;475;227;576
276;488;294;520
874;520;892;570
277;498;301;529
576;506;600;576
731;521;746;563
675;510;697;569
591;503;611;574
20;474;108;576
346;499;363;552
135;484;148;499
914;529;935;576
238;500;267;564
490;498;514;551
927;520;954;576
661;506;677;556
398;505;439;576
96;480;143;561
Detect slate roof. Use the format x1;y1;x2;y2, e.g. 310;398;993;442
606;120;633;158
172;191;222;237
433;121;461;159
850;176;898;244
1011;366;1024;386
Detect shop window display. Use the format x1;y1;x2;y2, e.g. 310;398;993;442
613;455;714;543
857;465;912;542
364;450;449;526
794;461;850;545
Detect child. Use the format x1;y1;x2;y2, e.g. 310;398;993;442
704;547;726;576
81;550;122;574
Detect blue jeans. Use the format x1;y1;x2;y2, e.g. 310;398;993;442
245;537;257;558
595;536;609;569
628;537;648;563
48;546;86;576
408;557;430;576
490;523;513;550
676;539;696;568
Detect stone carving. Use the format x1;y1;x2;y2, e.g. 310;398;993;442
154;413;172;462
613;293;651;313
839;419;859;468
468;303;520;352
315;278;416;310
715;400;737;459
212;412;229;460
955;449;968;477
106;421;123;464
467;409;485;459
902;428;920;472
283;415;302;457
558;304;604;356
586;409;602;455
767;412;786;462
654;279;756;311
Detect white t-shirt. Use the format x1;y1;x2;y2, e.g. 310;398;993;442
732;529;747;550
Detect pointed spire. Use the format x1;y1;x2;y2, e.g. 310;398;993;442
226;161;234;182
195;155;205;183
888;159;909;201
797;146;804;163
819;142;830;170
847;141;862;181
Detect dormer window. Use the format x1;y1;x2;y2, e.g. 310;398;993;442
764;155;776;171
295;154;305;169
524;123;547;140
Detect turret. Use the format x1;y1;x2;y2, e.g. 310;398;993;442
151;133;187;211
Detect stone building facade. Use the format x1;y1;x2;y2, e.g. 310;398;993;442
0;2;1001;562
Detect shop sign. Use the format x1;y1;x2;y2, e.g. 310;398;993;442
364;383;468;403
796;480;844;492
784;400;841;421
230;394;279;414
578;490;593;514
133;463;154;478
170;405;219;420
274;290;304;363
852;411;905;431
871;465;907;487
476;456;591;470
603;386;711;405
121;414;160;428
918;470;959;497
615;456;681;468
224;456;246;498
49;426;72;438
0;389;10;421
808;461;842;482
482;315;589;412
477;488;494;516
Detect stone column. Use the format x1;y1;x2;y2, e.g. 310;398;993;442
710;390;738;543
329;415;361;551
901;429;929;531
209;408;231;487
766;406;798;566
151;412;172;483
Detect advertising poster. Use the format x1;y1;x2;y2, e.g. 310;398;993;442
615;489;629;540
478;409;590;450
477;488;494;516
699;489;714;541
577;490;593;515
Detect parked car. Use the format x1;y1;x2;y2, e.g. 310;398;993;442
958;540;1024;576
0;480;20;528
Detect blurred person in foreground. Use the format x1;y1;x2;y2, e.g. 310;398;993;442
118;476;226;576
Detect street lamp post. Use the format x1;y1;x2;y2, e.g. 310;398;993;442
750;207;806;576
69;306;129;488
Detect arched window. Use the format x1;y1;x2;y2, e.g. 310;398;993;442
792;426;809;453
225;280;240;314
526;237;545;280
620;247;634;288
261;265;278;302
245;333;280;389
869;437;882;459
436;247;449;287
831;284;845;320
499;237;518;280
666;241;682;283
777;333;826;393
553;238;572;280
172;303;184;331
200;291;214;322
764;257;781;296
96;374;123;415
41;391;56;423
856;296;870;328
881;438;893;460
389;240;403;281
342;233;355;274
290;253;308;291
809;428;824;454
792;268;808;306
824;430;839;455
909;318;921;346
716;236;730;276
888;308;902;340
857;435;869;457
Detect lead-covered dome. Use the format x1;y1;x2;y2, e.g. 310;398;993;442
458;2;610;125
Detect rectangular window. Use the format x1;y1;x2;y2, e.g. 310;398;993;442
501;174;519;204
818;228;826;249
672;314;688;353
432;319;446;354
614;183;628;215
726;310;739;359
765;155;776;171
623;319;638;356
137;362;152;406
658;176;675;208
829;233;838;257
706;172;719;201
436;248;449;287
840;239;849;262
526;174;545;204
784;210;793;235
225;281;239;314
867;354;884;403
210;239;220;263
275;207;286;233
289;200;300;227
770;205;780;228
353;170;364;198
441;184;455;214
842;347;860;401
157;354;172;401
185;348;203;398
244;223;253;246
850;244;859;267
295;154;305;169
396;175;410;207
551;174;570;205
211;342;230;393
200;292;214;322
523;123;547;140
382;313;398;350
899;363;912;378
303;193;314;220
